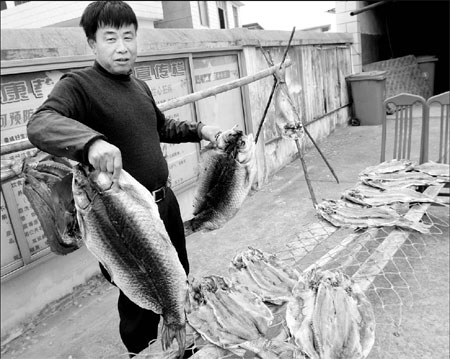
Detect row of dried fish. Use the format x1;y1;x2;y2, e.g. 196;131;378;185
315;159;448;232
342;184;444;207
187;248;375;359
316;199;431;233
359;159;449;180
359;159;449;190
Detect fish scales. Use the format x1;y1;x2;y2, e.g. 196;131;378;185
72;166;187;357
89;189;167;311
186;128;256;233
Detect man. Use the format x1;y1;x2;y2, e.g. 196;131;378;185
27;1;222;357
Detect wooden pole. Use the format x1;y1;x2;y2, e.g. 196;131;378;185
1;139;34;156
278;84;340;184
158;59;292;112
295;139;318;207
254;27;296;144
0;60;293;158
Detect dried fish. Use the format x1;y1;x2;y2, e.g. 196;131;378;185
185;127;257;233
73;166;188;357
22;151;82;255
317;199;431;233
229;247;300;305
359;159;416;176
187;275;299;358
342;185;444;207
286;269;375;359
359;170;441;190
413;161;450;180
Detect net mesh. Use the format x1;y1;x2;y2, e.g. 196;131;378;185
137;203;448;359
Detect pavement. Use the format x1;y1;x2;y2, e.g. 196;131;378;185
1;120;449;359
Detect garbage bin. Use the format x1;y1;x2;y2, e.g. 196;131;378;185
346;71;387;126
416;55;438;96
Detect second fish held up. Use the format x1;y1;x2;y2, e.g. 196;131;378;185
185;126;257;234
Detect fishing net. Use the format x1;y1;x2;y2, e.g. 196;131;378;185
138;202;448;359
276;205;449;359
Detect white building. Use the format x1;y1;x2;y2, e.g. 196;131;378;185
0;1;243;30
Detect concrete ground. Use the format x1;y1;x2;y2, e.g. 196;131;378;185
1;120;448;359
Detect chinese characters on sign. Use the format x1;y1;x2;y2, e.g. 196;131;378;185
1;71;66;269
0;192;22;268
1;70;65;146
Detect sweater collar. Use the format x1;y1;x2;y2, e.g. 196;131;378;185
93;61;132;82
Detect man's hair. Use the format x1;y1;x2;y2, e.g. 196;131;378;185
80;1;138;41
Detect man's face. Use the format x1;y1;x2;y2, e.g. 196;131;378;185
89;24;137;75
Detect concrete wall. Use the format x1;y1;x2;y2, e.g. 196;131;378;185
1;27;353;340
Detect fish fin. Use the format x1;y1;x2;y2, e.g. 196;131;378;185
99;261;115;283
183;220;194;236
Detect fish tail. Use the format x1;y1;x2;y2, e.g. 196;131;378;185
161;321;186;358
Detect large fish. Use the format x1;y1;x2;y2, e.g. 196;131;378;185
72;165;188;357
185;126;257;234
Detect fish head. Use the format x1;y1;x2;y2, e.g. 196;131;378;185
88;169;117;192
216;125;243;152
235;133;256;165
71;165;100;212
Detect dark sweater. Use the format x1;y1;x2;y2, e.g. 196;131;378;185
27;61;204;191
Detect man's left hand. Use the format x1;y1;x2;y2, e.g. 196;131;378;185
201;125;222;145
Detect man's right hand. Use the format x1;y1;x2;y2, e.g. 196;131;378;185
87;139;122;184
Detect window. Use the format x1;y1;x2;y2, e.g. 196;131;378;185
232;5;238;28
216;1;228;29
14;1;29;5
1;1;7;11
198;1;209;27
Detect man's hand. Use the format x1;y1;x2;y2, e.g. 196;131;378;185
200;125;223;145
88;139;122;184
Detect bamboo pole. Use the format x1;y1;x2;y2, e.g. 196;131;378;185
158;59;292;112
1;60;292;158
295;139;318;207
1;139;34;156
1;159;24;182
